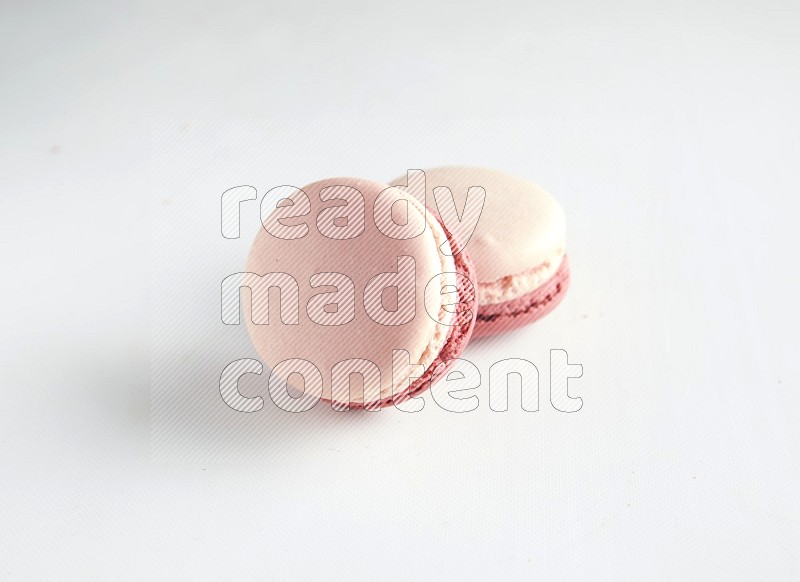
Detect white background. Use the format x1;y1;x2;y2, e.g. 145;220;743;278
2;0;799;579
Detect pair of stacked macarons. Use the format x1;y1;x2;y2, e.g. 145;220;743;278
245;167;569;410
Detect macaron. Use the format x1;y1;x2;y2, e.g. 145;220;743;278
243;177;477;410
390;167;569;337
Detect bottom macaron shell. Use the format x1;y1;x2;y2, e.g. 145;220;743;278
473;255;570;339
329;220;478;410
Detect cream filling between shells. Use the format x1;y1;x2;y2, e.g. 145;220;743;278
477;249;565;306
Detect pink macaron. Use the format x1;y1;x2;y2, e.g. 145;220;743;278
244;177;477;410
391;167;569;337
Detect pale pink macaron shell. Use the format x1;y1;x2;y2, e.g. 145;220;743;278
245;177;477;409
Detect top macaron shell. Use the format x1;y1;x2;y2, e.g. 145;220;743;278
391;167;566;305
244;177;467;407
